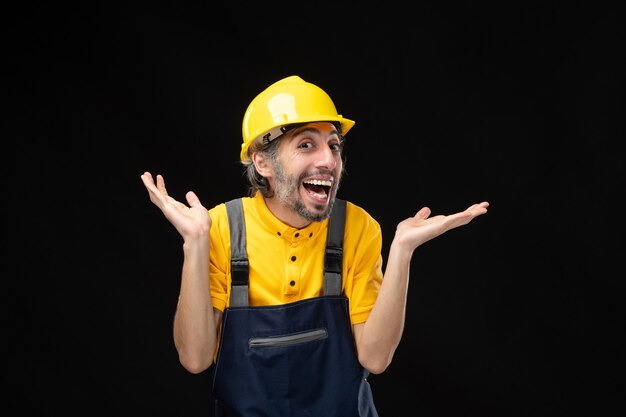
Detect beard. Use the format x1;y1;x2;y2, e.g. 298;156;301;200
271;158;341;223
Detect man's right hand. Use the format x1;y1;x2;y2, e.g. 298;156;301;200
140;171;212;242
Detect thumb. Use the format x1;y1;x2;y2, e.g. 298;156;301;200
185;191;202;208
414;206;431;220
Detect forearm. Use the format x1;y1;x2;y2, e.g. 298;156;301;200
356;240;413;374
173;236;218;373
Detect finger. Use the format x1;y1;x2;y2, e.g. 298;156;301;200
468;201;489;216
186;191;202;208
156;174;168;196
465;201;488;212
140;172;159;193
140;171;153;184
414;206;431;220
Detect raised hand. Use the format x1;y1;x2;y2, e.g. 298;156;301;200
394;202;489;252
140;172;211;241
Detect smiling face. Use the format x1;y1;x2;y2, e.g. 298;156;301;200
252;121;344;228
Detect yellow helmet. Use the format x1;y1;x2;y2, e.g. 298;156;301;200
240;75;355;162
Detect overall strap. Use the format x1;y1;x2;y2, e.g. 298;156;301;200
225;198;249;307
225;198;347;305
324;199;346;296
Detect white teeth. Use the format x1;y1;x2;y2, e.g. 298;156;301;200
303;179;332;186
310;190;327;199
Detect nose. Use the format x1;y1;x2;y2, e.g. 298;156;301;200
315;143;338;170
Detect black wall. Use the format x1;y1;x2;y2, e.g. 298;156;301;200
6;3;624;416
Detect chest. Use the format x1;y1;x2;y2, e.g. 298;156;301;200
245;232;327;304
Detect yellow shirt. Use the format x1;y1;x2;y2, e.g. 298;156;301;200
208;192;383;325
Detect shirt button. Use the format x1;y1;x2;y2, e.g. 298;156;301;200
291;256;296;262
295;233;300;237
290;280;295;286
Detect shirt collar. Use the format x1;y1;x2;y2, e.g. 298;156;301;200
252;192;326;243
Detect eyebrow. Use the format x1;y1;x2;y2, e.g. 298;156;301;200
291;126;339;138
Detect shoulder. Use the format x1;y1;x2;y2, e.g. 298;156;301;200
341;200;383;257
343;200;380;230
208;197;257;226
207;197;247;235
342;200;382;248
208;201;227;219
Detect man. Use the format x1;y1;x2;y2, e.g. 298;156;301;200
141;75;489;416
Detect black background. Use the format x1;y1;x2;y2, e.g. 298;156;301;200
6;2;624;416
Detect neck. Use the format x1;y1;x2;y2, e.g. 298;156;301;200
263;196;311;229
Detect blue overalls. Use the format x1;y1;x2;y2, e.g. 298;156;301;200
212;198;379;417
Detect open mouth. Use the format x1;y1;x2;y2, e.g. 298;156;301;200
302;179;332;202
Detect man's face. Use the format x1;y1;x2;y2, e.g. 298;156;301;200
270;122;344;222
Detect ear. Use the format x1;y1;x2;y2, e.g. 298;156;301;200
251;152;273;177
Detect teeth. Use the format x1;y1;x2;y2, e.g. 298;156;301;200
310;190;327;199
303;179;332;186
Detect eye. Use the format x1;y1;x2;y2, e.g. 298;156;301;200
298;141;314;149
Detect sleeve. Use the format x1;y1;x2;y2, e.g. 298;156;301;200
343;202;384;325
208;203;230;312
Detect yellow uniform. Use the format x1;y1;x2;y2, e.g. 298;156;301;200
208;192;383;325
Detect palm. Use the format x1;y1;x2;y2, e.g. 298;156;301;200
396;202;489;250
140;172;211;240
